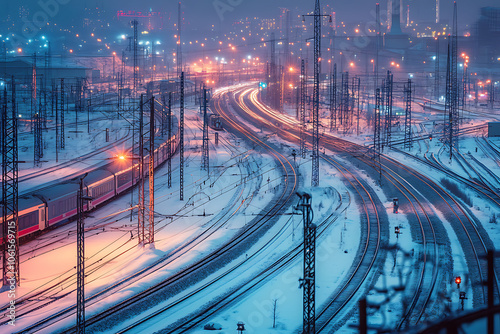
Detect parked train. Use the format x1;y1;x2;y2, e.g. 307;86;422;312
2;121;179;243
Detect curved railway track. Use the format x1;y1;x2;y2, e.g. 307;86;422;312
234;84;498;329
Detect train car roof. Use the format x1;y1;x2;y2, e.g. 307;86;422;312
85;169;114;184
18;194;45;210
34;183;79;202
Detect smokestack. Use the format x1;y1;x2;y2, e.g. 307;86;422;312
436;0;440;24
390;0;402;34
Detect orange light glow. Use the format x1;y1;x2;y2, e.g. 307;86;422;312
350;62;355;67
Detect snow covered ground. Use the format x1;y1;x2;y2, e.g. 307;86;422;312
4;84;500;333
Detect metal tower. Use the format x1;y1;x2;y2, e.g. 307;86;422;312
167;92;172;188
132;20;138;96
376;3;380;89
76;174;91;334
2;78;19;287
270;32;278;110
404;79;413;150
374;88;382;183
60;79;65;149
296;192;316;334
147;96;155;245
353;76;361;135
303;0;329;187
180;72;185;201
34;108;43;166
329;63;337;131
177;2;182;76
138;95;145;244
384;71;393;147
202;87;209;171
300;59;306;159
312;0;321;188
341;72;349;130
31;53;37;133
435;37;440;101
444;3;459;159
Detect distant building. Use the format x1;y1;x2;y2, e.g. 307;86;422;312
0;59;91;85
473;7;500;64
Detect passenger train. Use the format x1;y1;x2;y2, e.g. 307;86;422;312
3;120;179;243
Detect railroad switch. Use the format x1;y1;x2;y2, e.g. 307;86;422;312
459;291;467;311
237;321;246;333
395;226;402;239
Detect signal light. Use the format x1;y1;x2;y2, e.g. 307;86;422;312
455;276;461;288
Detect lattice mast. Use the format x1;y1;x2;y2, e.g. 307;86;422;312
137;95;145;244
2;78;19;287
450;2;459;156
147;96;155;245
76;174;91;334
177;2;182;76
60;79;65;149
132;20;138;96
167;92;172;188
180;72;185;201
202;87;209;171
330;63;337;131
374;88;382;182
384;71;393;147
296;193;316;334
34;79;43;166
270;32;278;110
300;59;306;159
404;79;413;150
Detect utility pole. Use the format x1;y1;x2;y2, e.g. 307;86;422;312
296;192;316;334
76;173;91;334
404;79;413;150
303;0;330;187
180;72;185;201
300;59;306;159
202;87;209;171
2;78;19;287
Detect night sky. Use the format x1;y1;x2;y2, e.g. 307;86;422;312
2;0;498;29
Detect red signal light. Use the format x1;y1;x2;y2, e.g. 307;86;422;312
455;276;461;284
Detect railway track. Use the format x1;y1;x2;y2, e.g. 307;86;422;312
235;85;499;328
4;137;266;333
